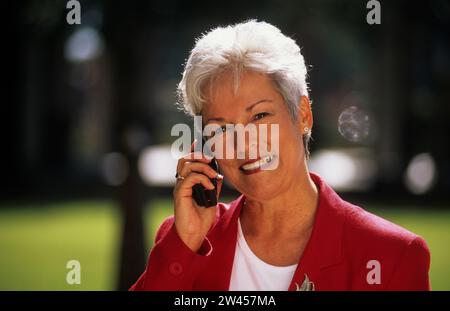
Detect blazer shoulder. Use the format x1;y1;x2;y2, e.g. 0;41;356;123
338;201;430;290
341;201;429;258
340;201;420;247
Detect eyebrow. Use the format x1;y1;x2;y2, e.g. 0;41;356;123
205;99;272;123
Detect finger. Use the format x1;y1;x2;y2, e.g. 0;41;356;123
183;151;212;162
177;172;215;192
179;161;219;179
216;175;224;200
190;139;197;152
175;139;199;176
176;152;212;174
188;139;214;161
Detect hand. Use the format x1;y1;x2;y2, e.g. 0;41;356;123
173;139;223;253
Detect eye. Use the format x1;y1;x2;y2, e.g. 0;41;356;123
253;112;270;121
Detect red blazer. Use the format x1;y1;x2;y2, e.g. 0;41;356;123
130;173;430;291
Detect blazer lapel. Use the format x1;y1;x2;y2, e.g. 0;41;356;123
196;194;245;290
288;173;345;291
195;173;345;291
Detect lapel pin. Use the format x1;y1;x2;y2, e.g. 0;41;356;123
295;274;315;291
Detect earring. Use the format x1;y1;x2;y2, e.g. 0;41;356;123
304;127;309;133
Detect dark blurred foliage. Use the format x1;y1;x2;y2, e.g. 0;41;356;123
5;0;450;200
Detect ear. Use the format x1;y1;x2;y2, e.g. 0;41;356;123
296;96;313;132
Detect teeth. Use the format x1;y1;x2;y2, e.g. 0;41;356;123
241;155;273;171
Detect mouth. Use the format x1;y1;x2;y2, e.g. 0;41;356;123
239;154;275;175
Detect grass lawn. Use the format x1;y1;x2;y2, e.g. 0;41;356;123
0;199;449;290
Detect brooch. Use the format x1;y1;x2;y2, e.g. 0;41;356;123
295;274;315;291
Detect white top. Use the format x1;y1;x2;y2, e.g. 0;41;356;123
228;218;298;291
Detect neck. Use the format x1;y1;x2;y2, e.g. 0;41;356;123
240;162;319;239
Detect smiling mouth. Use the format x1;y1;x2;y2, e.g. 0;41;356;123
239;154;274;173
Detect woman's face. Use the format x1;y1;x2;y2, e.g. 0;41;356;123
202;70;312;201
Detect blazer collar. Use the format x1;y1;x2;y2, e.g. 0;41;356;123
302;172;345;269
213;172;345;290
287;172;346;290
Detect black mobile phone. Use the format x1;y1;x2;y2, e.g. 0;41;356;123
192;138;219;207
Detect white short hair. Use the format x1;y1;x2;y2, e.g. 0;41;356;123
177;20;309;120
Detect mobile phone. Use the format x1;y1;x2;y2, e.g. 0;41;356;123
192;138;219;207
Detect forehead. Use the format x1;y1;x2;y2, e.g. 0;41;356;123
202;70;280;118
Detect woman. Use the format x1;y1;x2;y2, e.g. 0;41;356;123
130;20;430;291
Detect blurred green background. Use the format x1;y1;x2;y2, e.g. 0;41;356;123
1;199;449;290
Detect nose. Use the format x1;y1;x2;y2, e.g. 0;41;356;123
235;128;259;160
218;124;263;160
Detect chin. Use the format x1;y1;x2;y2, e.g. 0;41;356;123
238;179;283;201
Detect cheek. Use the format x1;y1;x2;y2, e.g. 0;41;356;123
267;115;298;142
216;159;237;175
275;130;304;166
279;122;303;146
